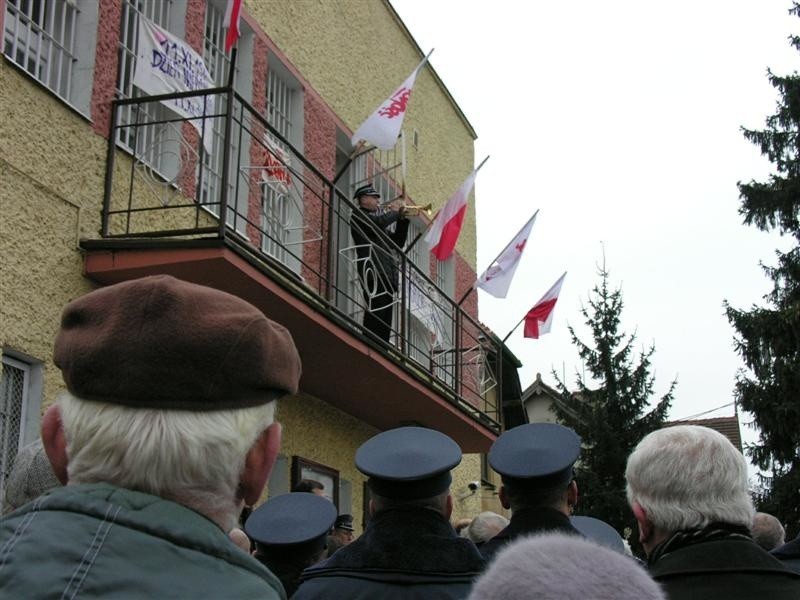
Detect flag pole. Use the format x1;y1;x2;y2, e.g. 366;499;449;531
459;209;539;307
501;314;527;344
403;155;490;255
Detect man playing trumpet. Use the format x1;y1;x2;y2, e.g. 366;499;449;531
350;184;410;343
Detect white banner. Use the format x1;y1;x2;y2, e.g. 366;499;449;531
133;16;214;153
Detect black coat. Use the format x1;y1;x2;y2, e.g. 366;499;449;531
293;506;484;600
479;506;580;563
649;536;800;600
772;534;800;575
350;206;409;293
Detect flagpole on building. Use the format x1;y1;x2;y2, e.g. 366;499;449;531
501;315;527;344
404;155;490;255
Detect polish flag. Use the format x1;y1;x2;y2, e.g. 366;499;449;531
424;168;478;261
476;211;538;298
524;272;567;339
224;0;243;53
351;51;432;150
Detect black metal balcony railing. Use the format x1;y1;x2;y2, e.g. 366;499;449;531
101;85;503;432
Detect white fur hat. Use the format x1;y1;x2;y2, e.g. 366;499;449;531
468;533;664;600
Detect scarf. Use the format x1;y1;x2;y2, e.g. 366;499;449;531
648;521;752;566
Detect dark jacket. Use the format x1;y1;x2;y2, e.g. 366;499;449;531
772;534;800;574
350;206;409;292
649;535;800;599
479;506;580;563
293;506;484;599
0;483;285;599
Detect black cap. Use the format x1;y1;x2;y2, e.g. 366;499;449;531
571;516;626;554
334;514;354;531
489;423;580;487
355;426;461;500
245;492;337;548
354;184;380;199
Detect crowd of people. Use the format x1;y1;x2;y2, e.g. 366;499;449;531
1;276;798;598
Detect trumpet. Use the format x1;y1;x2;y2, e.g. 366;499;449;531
402;202;433;217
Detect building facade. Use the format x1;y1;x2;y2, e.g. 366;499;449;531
0;0;517;527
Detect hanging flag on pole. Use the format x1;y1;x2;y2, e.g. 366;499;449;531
224;0;243;53
524;272;567;339
476;210;538;298
351;50;433;150
133;15;214;153
424;156;488;261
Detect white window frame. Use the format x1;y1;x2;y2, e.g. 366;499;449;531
3;0;98;116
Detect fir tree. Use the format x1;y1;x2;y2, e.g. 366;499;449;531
724;2;800;539
552;263;674;549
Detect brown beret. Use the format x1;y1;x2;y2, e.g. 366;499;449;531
54;275;301;410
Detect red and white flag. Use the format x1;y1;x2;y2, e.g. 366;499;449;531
351;51;432;150
223;0;243;53
524;272;567;339
476;211;538;298
424;168;479;261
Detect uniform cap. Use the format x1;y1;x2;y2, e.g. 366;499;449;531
571;516;626;554
334;514;354;531
356;426;461;500
354;184;380;199
54;275;301;410
489;423;580;487
245;492;337;547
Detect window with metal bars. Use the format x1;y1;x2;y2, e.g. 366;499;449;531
2;0;93;112
0;356;29;500
261;64;300;265
115;0;181;176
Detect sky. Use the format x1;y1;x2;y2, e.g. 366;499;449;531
390;0;798;451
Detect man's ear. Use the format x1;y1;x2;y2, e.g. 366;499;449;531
632;500;653;543
368;498;376;517
444;494;453;519
567;479;578;509
498;485;511;510
239;422;282;506
41;404;69;485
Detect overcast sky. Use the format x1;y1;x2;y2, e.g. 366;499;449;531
390;1;797;442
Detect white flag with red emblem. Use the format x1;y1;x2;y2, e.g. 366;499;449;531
223;0;243;53
424;167;479;261
524;272;567;339
351;51;432;150
476;211;538;298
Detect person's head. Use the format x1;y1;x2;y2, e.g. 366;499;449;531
2;439;61;515
330;514;355;545
467;533;665;600
625;425;754;555
293;479;325;496
466;511;509;544
354;184;380;211
751;512;786;551
356;426;461;519
43;275;301;531
489;423;580;516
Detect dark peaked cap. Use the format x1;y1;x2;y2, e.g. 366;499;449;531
54;275;301;410
489;423;580;486
353;184;380;199
356;426;461;500
246;493;337;547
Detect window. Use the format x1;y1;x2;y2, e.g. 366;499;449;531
116;0;183;177
292;456;339;508
3;0;97;114
0;354;42;500
261;59;303;269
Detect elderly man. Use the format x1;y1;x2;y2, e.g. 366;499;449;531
293;427;485;599
479;423;582;561
752;512;786;551
0;275;301;599
625;425;800;599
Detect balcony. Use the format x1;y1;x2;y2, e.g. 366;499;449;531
84;85;505;451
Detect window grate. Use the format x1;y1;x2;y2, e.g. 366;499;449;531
0;357;28;499
3;0;78;102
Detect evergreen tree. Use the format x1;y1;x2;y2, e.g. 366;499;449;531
552;263;674;549
724;2;800;539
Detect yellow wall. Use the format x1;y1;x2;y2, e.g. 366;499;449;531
246;0;478;268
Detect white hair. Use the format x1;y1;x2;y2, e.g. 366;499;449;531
58;391;275;531
625;425;754;532
468;533;665;600
751;512;786;551
467;511;509;544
